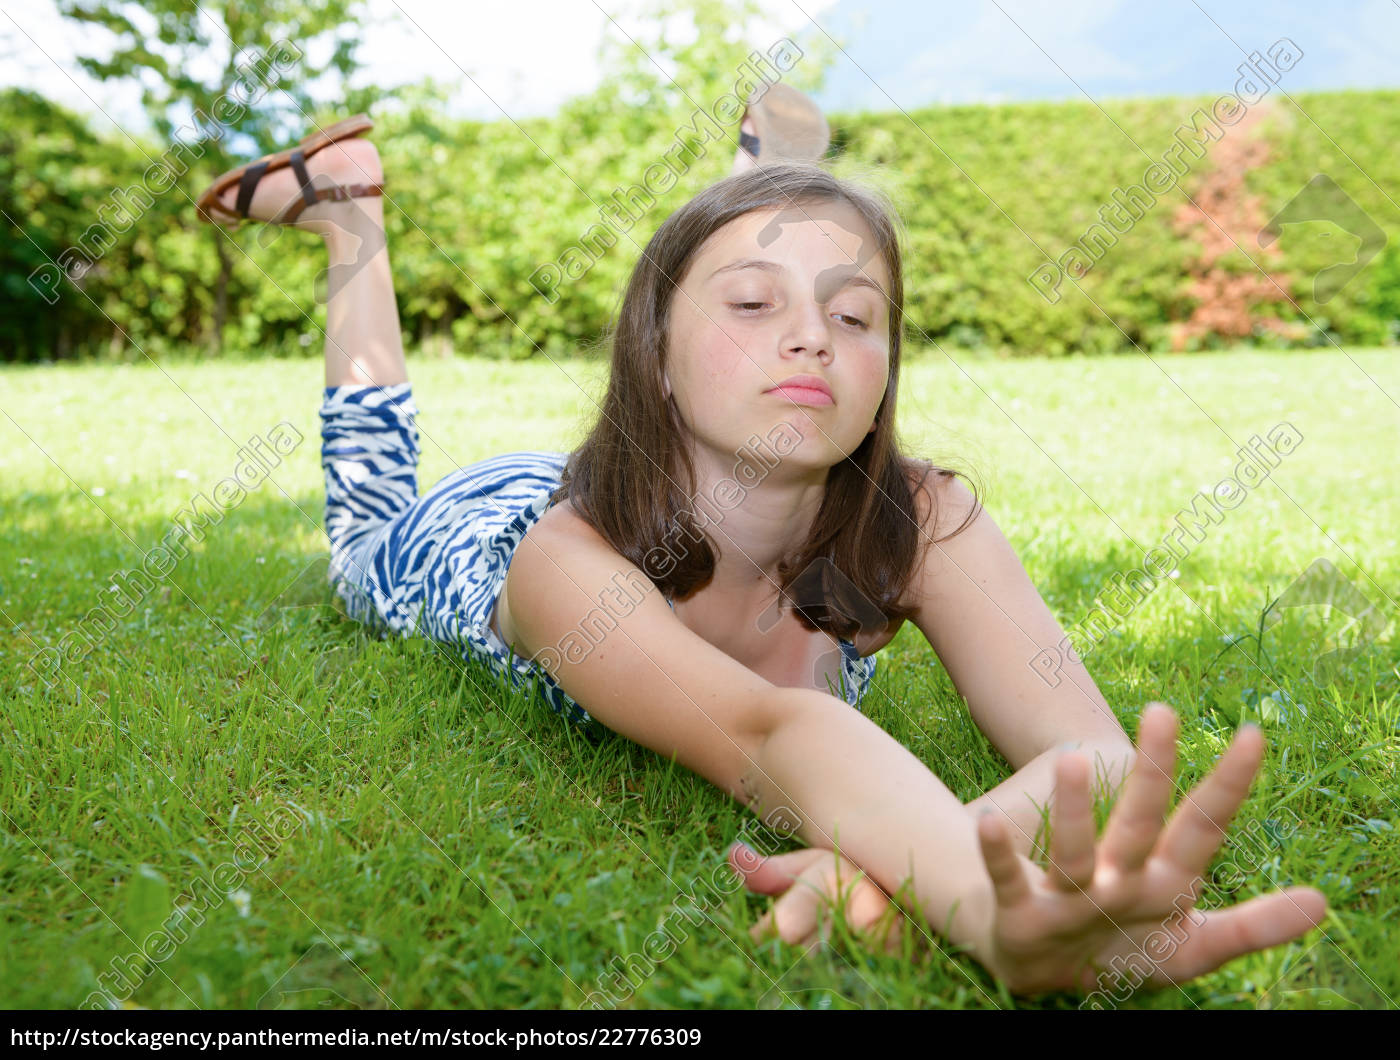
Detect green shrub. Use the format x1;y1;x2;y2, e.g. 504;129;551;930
5;84;1400;362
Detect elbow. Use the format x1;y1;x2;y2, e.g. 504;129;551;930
729;686;849;814
719;685;805;808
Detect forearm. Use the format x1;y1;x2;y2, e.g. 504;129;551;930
966;740;1136;859
738;689;996;964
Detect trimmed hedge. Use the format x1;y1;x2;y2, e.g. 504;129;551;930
4;84;1400;361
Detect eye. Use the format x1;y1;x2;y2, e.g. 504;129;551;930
729;302;769;312
835;313;868;329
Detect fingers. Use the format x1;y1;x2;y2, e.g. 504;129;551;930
728;842;829;896
1100;703;1178;873
840;872;903;953
741;846;899;951
1156;723;1266;877
1047;751;1097;893
1152;887;1328;985
977;809;1032;908
749;871;828;946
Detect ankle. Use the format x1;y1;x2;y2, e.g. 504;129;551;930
316;197;390;310
320;199;386;262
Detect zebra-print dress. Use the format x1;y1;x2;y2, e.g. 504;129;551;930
320;383;878;733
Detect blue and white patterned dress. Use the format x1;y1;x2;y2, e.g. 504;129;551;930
320;383;877;732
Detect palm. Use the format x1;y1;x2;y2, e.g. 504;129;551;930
977;703;1327;997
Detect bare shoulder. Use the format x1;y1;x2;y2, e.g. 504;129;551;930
497;494;623;649
894;462;985;608
533;496;604;544
891;462;1124;767
906;462;982;539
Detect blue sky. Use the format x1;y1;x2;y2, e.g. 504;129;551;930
3;0;1399;134
810;0;1400;111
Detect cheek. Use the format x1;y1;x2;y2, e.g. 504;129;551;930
670;304;737;377
689;324;751;386
858;342;891;404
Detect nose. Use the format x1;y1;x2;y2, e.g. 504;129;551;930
782;299;833;363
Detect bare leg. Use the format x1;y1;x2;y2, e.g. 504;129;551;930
319;189;406;388
211;138;405;387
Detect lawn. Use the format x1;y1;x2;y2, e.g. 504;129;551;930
2;346;1396;1009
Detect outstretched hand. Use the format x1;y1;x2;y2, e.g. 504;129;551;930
726;702;1328;1000
726;842;906;956
974;701;1327;997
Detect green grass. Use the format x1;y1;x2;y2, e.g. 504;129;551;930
2;347;1397;1010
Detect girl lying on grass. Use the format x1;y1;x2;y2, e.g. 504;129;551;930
196;87;1326;999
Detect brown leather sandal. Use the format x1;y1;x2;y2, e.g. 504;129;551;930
739;83;830;165
195;113;383;226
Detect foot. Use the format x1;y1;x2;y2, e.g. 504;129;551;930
211;137;384;235
731;115;759;176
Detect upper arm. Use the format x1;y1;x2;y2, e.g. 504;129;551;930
905;471;1129;768
502;505;785;800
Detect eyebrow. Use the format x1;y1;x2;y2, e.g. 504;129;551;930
707;258;887;299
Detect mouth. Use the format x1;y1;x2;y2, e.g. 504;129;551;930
766;375;834;407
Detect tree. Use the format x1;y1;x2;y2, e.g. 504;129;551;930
58;0;381;353
589;0;836;115
0;89;131;360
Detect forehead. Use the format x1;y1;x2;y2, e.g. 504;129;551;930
691;201;890;293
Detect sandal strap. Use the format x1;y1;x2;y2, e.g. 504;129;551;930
318;182;384;203
235;160;269;219
739;130;760;159
287;148;319;211
273;180;386;225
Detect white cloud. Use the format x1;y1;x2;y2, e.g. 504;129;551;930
360;0;838;119
356;0;612;120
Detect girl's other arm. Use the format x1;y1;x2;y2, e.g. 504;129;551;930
909;473;1136;852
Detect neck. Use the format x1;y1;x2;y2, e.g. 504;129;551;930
682;442;830;593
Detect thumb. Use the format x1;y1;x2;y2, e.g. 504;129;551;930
727;841;829;896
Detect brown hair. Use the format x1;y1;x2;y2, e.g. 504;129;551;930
549;161;980;639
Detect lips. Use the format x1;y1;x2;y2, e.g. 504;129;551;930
766;374;833;406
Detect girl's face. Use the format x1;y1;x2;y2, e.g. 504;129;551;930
664;200;892;478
